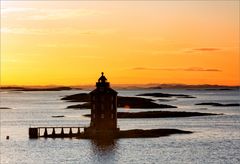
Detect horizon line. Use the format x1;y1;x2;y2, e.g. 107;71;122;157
1;83;239;88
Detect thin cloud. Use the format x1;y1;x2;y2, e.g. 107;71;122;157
132;67;221;72
185;48;221;53
193;48;220;51
183;67;221;72
132;67;151;70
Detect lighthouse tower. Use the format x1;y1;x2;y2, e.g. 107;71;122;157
84;72;119;138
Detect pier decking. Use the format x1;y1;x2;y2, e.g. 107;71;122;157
29;126;87;138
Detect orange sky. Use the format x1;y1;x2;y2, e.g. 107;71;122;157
1;1;239;86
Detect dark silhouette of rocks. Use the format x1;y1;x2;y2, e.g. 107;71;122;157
117;129;192;138
195;102;240;107
79;129;193;138
52;115;65;118
61;93;89;102
117;96;176;108
204;88;236;91
1;86;74;91
43;128;192;139
67;103;91;109
151;84;240;89
0;86;26;90
62;93;177;109
0;107;11;109
137;93;196;98
118;111;218;118
84;111;219;118
18;87;73;91
188;86;239;91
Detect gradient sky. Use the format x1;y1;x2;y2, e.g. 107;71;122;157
1;1;239;86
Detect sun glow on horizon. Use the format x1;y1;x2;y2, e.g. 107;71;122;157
1;1;239;86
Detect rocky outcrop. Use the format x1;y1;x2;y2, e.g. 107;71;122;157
137;93;195;98
84;111;219;118
62;93;177;109
117;129;192;138
195;102;240;107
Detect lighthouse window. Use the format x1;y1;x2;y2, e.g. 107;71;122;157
101;114;104;118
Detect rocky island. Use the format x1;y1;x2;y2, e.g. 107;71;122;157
137;92;196;98
195;102;240;107
77;128;193;139
62;93;177;109
84;111;219;118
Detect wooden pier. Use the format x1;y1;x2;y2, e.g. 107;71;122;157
29;126;87;138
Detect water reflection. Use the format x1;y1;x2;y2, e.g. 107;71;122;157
89;138;118;163
90;138;117;152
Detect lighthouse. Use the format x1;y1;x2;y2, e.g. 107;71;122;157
84;72;119;138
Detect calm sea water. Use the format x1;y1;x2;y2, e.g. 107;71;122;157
0;89;240;164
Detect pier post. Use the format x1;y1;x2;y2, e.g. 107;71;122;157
29;128;38;138
44;128;48;137
69;128;72;135
52;128;56;136
77;128;81;134
61;128;64;136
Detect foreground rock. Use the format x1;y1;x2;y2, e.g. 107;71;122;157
137;93;195;98
42;128;192;139
117;129;192;138
84;111;219;118
62;93;177;109
77;129;193;139
195;102;240;107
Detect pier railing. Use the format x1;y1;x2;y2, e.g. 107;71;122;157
29;126;88;138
